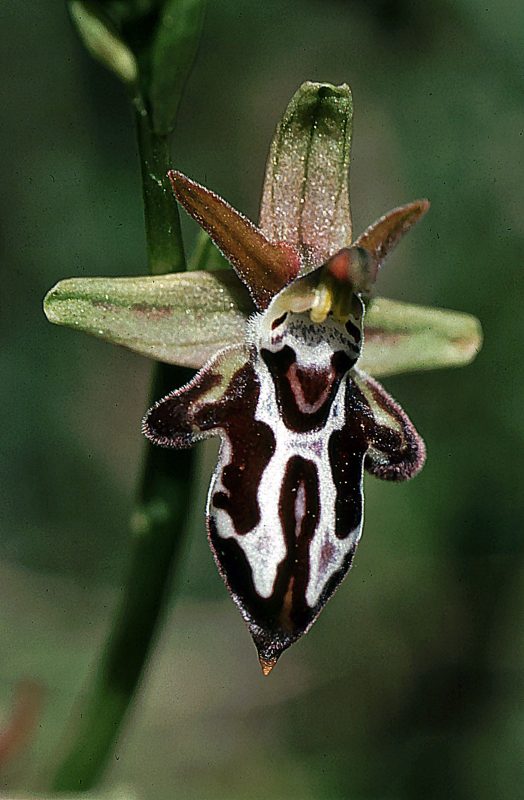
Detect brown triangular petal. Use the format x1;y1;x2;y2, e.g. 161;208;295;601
168;170;301;309
353;199;430;271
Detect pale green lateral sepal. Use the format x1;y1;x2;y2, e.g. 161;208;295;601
43;270;253;368
361;297;483;377
44;271;482;376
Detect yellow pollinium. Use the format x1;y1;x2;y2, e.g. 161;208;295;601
309;281;332;323
309;273;355;325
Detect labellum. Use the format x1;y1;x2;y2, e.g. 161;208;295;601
142;83;430;673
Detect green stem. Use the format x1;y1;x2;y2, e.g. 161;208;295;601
51;106;194;792
135;100;186;275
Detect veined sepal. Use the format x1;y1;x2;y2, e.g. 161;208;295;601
259;81;354;266
43;270;482;377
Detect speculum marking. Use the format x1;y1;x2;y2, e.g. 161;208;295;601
261;346;352;432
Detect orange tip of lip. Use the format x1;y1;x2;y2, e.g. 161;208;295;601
259;656;278;676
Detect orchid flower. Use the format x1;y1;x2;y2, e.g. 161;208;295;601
45;82;482;674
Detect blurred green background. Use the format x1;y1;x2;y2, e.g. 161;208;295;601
1;1;523;798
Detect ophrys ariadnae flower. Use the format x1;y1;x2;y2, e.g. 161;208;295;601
44;82;482;674
143;178;428;673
